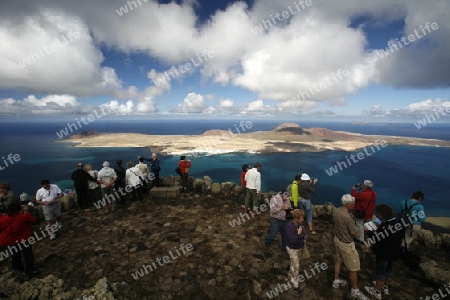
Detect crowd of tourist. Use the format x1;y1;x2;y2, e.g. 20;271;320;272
0;156;427;299
239;162;426;299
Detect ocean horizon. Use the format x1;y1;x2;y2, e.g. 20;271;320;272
0;120;449;217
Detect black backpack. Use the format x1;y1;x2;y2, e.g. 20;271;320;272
398;199;419;227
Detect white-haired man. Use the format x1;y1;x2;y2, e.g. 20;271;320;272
97;161;118;213
333;194;369;300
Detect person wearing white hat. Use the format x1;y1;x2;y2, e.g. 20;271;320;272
298;173;318;234
333;194;369;300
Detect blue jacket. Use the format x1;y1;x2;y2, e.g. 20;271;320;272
399;199;426;225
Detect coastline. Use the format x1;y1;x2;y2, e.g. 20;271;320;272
56;124;450;156
423;217;450;234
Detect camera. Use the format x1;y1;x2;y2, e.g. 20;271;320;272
354;183;363;189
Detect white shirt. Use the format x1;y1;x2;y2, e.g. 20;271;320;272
245;168;261;192
87;170;99;190
97;167;117;188
36;184;62;203
136;162;149;177
126;167;143;187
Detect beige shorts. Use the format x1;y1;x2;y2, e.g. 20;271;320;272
334;236;360;272
43;201;61;221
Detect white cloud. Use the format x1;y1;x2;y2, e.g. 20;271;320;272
387;99;450;118
0;8;136;98
174;92;205;113
0;0;449;117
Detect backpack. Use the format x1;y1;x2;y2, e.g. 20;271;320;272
398;199;419;227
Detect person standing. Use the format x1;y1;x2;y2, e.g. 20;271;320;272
0;202;37;278
399;191;426;250
264;191;291;250
136;157;149;181
126;161;145;201
286;209;307;294
140;154;161;187
85;164;100;207
244;163;262;213
114;160;126;204
351;180;377;242
0;183;20;214
239;164;250;209
333;194;369;300
179;156;191;193
289;174;301;209
364;204;405;299
35;180;64;240
97;161;118;213
71;163;97;209
298;173;318;234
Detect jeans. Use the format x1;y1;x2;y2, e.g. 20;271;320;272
238;187;247;205
375;259;394;282
264;217;287;250
299;198;313;222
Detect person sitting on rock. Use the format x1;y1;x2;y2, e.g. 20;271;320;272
0;202;37;278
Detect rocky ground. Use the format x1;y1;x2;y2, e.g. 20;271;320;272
1;191;449;299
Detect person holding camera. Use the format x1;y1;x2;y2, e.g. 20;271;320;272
351;180;377;242
298;174;318;234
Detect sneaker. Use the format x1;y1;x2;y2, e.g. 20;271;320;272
49;233;56;240
310;230;318;235
332;278;347;288
56;221;63;229
293;287;302;294
365;286;382;300
372;281;389;295
351;289;370;300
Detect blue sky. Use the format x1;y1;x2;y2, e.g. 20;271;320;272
0;0;449;121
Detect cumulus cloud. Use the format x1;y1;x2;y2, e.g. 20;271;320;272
0;94;82;115
0;0;449;117
387;99;450;118
174;93;206;113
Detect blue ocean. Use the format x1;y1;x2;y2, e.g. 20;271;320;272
0;120;449;216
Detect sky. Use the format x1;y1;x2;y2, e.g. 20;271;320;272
0;0;449;122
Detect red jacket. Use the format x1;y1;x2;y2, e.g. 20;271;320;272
179;160;191;174
0;212;36;246
351;188;377;220
240;171;247;187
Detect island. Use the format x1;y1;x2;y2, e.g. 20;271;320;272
59;123;450;156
